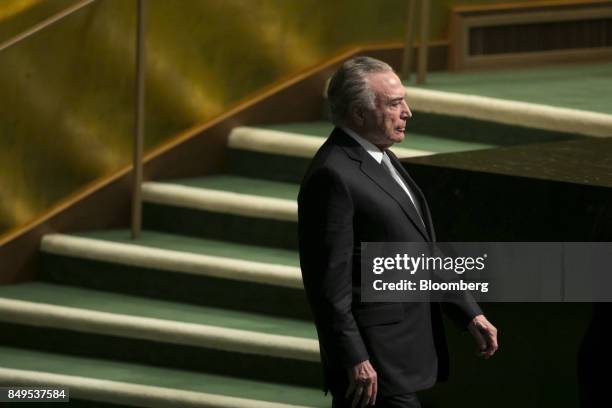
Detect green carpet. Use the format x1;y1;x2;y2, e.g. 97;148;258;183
73;229;300;267
413;62;612;114
0;347;328;406
0;282;316;339
261;121;498;153
170;174;300;200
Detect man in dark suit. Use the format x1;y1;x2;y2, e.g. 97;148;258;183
298;56;498;408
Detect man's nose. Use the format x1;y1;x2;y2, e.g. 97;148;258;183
401;100;412;120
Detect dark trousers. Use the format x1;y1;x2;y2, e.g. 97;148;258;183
332;393;421;408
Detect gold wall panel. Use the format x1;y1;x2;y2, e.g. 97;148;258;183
0;0;555;236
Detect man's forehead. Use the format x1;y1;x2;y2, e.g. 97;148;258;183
367;71;405;99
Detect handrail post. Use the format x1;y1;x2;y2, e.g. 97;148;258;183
416;0;430;85
401;0;417;81
131;0;146;240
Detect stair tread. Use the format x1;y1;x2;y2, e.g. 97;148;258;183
64;229;299;267
161;174;299;201
411;62;612;114
256;121;497;153
0;282;316;340
0;346;327;406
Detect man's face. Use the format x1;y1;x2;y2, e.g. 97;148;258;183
360;71;412;149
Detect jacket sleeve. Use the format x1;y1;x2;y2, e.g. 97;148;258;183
430;245;483;329
298;166;369;368
440;291;483;329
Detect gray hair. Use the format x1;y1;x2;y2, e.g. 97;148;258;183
326;56;394;126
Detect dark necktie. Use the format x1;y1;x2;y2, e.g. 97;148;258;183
381;152;426;227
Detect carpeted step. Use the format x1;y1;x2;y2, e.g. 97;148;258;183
0;346;328;407
142;175;298;248
39;230;311;319
228;125;437;159
225;122;490;183
405;88;609;139
0;282;319;387
411;62;612;116
224;120;578;183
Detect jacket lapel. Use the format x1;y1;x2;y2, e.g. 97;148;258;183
333;129;431;241
387;150;436;242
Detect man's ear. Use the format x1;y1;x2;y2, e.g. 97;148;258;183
351;105;365;127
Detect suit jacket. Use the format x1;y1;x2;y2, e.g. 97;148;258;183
298;128;482;396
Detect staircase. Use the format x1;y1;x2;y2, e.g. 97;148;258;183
0;84;588;406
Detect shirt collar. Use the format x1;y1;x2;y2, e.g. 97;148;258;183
341;127;384;164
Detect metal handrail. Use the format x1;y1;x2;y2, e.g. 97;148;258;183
401;0;416;81
1;0;147;240
416;0;430;84
402;0;430;84
0;0;97;53
131;0;146;239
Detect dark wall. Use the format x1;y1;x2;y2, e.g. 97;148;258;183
402;139;611;408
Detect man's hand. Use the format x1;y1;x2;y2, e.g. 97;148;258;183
468;314;498;359
346;360;377;407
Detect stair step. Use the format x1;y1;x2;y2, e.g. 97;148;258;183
405;87;611;138
0;283;319;386
142;176;299;248
228;125;436;159
409;61;612;125
40;231;310;319
41;230;300;284
223;121;515;184
0;282;317;352
160;175;300;200
226;117;582;185
143;177;297;221
258;121;499;153
0;347;328;407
